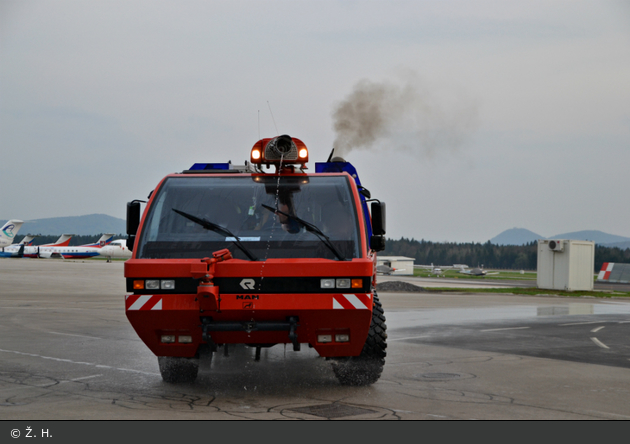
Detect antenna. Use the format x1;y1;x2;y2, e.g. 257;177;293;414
258;110;260;140
326;147;335;162
267;101;279;135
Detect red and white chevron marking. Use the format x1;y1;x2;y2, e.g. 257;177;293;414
332;294;372;309
126;295;162;311
597;262;614;281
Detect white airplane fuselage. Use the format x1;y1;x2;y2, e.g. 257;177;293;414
18;234;115;259
26;245;102;259
99;239;131;259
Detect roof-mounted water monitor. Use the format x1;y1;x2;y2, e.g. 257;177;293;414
250;135;308;167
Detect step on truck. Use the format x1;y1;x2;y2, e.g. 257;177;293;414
125;135;387;385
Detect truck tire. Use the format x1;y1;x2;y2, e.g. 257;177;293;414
332;293;387;386
158;356;199;383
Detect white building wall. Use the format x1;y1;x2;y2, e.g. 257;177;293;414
537;240;594;291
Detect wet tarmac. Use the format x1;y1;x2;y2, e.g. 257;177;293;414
1;259;630;420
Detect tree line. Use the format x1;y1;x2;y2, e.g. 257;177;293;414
382;238;630;272
14;234;630;272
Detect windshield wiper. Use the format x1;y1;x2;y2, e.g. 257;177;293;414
261;204;346;261
172;208;258;261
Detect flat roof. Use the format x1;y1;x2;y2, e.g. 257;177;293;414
377;256;415;261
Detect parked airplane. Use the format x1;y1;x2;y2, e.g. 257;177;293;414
99;239;132;261
20;234;73;258
458;266;499;277
2;234;74;258
32;234;115;259
377;264;400;275
416;263;499;277
415;263;469;276
0;244;25;259
0;220;24;248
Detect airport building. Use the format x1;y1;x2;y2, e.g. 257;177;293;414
376;256;415;276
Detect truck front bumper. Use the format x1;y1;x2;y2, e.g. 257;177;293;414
125;292;373;358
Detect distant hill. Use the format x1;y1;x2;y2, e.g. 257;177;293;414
549;230;630;245
490;228;543;245
2;214;126;236
603;241;630;250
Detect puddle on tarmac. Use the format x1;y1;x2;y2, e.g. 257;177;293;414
387;302;630;330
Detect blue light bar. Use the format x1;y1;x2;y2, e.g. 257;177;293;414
189;163;230;171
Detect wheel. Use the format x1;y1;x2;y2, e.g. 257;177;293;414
332;292;387;386
158;356;199;383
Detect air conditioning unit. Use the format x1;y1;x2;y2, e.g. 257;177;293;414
548;239;564;252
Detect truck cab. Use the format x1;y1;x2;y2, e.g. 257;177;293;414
125;135;387;385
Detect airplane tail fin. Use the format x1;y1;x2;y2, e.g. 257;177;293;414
86;233;115;248
49;234;73;247
1;220;24;244
18;235;37;246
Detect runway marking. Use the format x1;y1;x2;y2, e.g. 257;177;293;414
590;326;605;333
480;327;530;332
590;338;610;349
49;331;104;340
59;374;103;384
389;335;429;342
69;374;102;381
559;321;604;326
0;348;160;376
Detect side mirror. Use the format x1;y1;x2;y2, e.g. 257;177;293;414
371;201;386;236
370;235;386;252
359;187;371;199
127;201;142;252
127;201;141;235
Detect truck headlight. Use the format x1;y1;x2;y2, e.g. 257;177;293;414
146;280;160;290
335;279;351;289
317;334;332;343
161;280;175;290
320;279;335;289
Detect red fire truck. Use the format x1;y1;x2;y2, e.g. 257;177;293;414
125;135;387;385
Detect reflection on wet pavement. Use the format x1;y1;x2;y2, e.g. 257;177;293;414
387;301;630;330
537;304;594;316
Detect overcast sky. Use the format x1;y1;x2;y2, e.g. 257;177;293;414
1;0;629;242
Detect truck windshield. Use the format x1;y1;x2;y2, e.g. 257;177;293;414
136;175;361;260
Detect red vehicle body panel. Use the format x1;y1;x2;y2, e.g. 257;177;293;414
124;170;377;359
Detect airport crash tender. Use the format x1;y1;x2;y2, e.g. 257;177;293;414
124;135;387;385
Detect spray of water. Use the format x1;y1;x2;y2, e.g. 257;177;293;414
331;74;477;159
258;153;284;291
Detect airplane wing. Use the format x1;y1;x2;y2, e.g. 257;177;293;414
415;265;462;270
376;265;395;275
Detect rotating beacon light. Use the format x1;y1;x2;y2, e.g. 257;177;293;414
250;135;308;168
